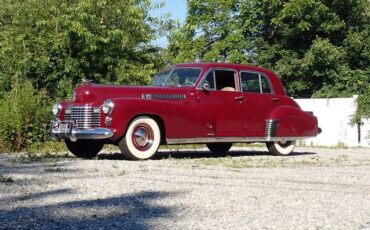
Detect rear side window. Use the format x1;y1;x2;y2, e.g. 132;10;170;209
261;75;273;93
241;72;273;94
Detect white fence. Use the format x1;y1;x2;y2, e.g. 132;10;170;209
295;96;370;148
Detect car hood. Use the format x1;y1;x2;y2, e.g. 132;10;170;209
73;84;191;105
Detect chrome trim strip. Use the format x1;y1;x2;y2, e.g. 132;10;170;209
142;93;187;100
265;119;278;138
166;136;315;145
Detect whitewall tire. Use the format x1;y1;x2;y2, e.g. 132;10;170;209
266;141;296;156
119;116;161;160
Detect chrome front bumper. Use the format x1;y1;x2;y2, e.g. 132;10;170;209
51;120;113;142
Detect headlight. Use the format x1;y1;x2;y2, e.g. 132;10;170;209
52;103;62;116
102;100;114;115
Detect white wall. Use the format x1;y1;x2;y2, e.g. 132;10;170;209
294;96;370;147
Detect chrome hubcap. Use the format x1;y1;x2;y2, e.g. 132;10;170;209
132;124;154;151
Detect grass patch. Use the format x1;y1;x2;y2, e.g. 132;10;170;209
28;141;67;154
9;152;71;164
102;145;120;152
233;143;266;148
187;155;354;169
1;141;67;155
160;144;205;150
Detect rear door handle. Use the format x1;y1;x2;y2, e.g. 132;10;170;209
234;96;244;101
271;98;279;102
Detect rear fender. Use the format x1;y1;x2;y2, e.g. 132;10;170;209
267;105;318;137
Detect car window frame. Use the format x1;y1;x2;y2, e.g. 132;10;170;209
196;68;240;92
154;67;203;87
239;70;275;95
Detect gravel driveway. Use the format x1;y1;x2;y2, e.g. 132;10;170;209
1;146;370;229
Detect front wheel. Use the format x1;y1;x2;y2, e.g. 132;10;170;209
65;139;104;159
119;116;161;160
266;141;296;156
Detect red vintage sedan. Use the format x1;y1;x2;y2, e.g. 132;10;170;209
51;63;320;160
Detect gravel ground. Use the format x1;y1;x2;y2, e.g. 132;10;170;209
0;146;370;230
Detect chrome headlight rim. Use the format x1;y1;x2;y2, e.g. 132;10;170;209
72;90;76;102
102;99;114;115
52;102;62;116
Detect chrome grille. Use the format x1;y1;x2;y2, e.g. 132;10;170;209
64;106;101;129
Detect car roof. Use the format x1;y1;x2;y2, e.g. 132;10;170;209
170;62;286;96
173;62;275;75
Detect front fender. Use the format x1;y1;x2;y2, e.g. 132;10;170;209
107;98;175;142
267;105;318;137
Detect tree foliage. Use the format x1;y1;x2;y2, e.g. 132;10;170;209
167;0;251;63
0;0;167;99
0;0;171;151
168;0;370;117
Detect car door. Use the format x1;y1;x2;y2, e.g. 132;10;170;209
195;69;244;137
239;71;282;137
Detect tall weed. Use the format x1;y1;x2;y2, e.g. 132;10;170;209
0;80;52;152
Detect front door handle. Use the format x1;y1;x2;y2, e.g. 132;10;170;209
271;98;279;102
234;96;244;101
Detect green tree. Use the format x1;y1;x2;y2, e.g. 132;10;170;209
167;0;251;63
245;0;370;98
168;0;370;117
0;0;168;99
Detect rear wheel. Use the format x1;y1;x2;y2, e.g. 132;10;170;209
119;116;161;160
266;141;296;156
206;143;233;155
65;139;104;159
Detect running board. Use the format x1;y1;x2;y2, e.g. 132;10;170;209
166;136;314;145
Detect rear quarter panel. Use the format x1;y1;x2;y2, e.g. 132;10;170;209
268;105;318;137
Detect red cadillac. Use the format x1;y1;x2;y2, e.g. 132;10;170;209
51;63;320;160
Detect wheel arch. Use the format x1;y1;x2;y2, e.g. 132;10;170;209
119;114;167;145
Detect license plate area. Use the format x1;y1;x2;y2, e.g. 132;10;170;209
58;120;74;133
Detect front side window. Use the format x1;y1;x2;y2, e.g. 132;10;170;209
203;71;215;89
152;68;202;87
241;71;273;94
200;69;237;91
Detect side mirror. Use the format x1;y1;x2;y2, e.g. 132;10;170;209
202;82;210;91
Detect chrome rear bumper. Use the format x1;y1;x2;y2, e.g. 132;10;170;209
51;120;113;142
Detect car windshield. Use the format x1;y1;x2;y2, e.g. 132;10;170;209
152;68;202;87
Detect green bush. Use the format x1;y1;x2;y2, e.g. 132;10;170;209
356;88;370;120
0;80;52;152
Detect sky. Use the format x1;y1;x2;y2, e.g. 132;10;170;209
151;0;187;47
